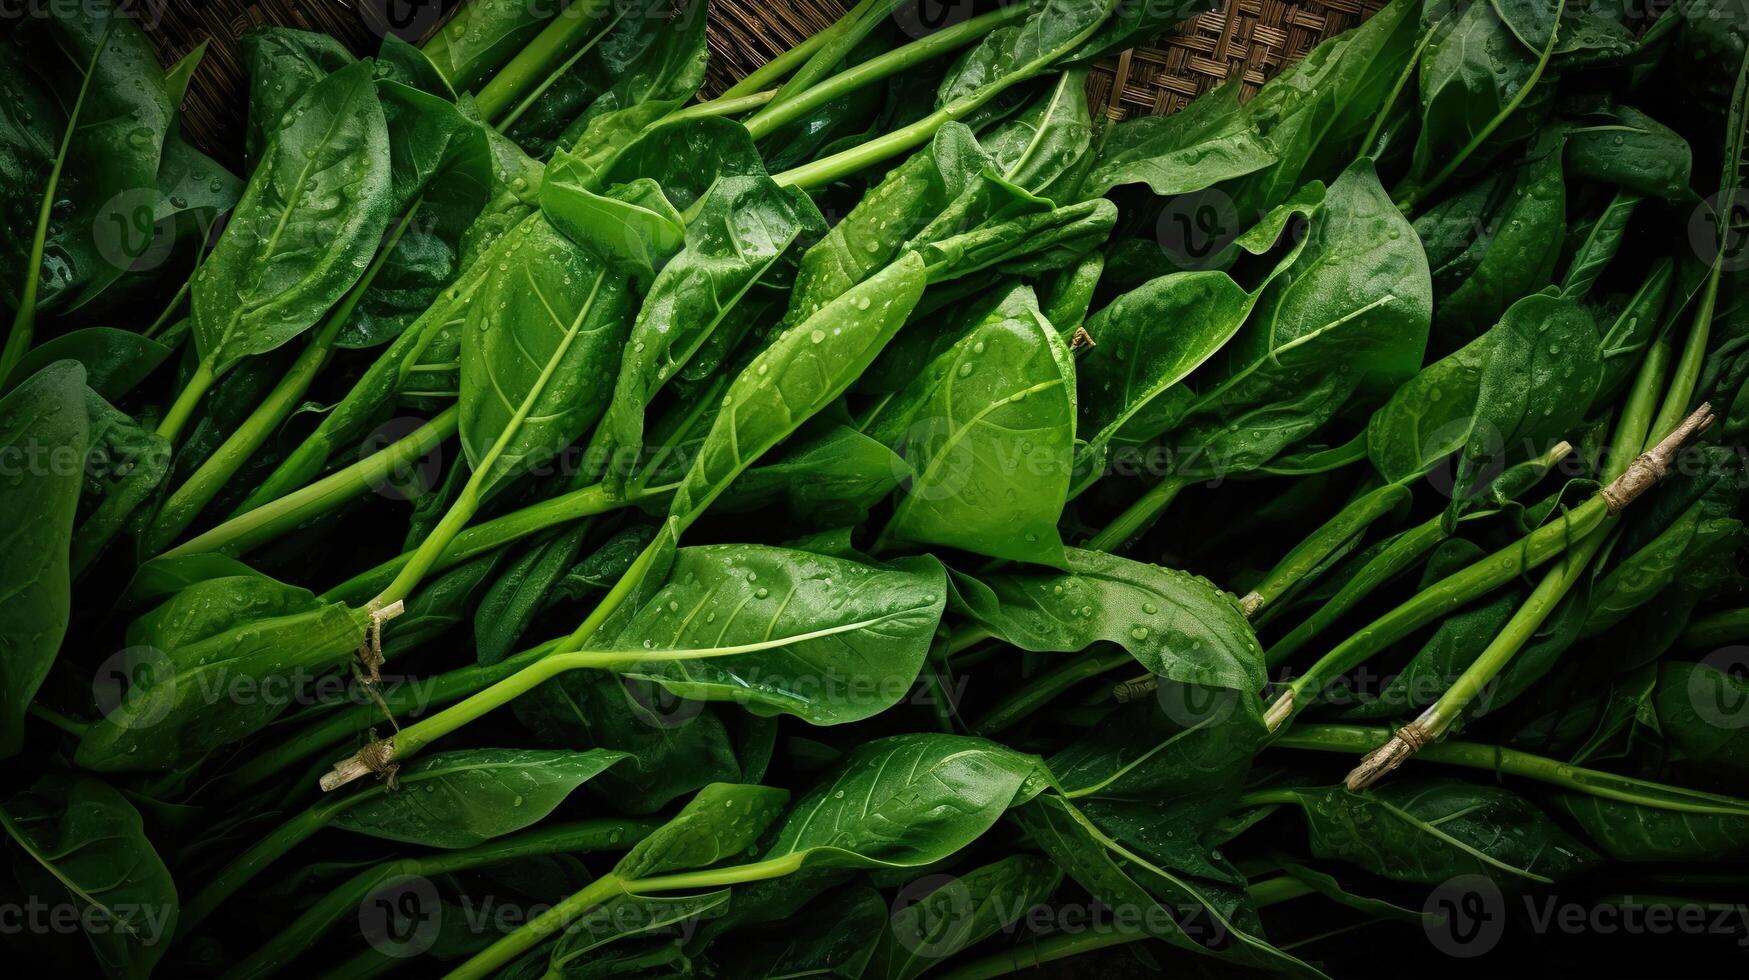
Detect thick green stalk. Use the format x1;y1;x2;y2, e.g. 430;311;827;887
743;6;1028;141
1275;725;1749;816
320;480;672;606
223;818;660;980
1268;494;1614;731
145;209;421;552
1649;263;1721;442
159;407;459;560
716;15;844;100
1266;516;1446;667
445;853;811;980
472;0;614;122
1239;482;1410;619
1084;476;1191;554
0;19;114;388
156;360;216;441
973;648;1135;734
662;89;777;125
211;640;559;799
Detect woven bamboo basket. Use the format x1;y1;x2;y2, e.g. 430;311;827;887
144;0;1385;165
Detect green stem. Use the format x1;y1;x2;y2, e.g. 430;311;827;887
1273;494;1613;729
222;818;659;980
1266;516;1446;667
320;480;671;606
0;19;114;388
972;648;1135;734
211;640;559;799
662;89;777;125
472;0;614;123
1648;261;1721;442
1393;0;1565;213
142;279;191;340
494;5;625;131
1413;314;1684;743
746;0;881;112
1274;725;1749;816
1241;482;1410;619
156;360;216;442
743;6;1027;141
445;853;811;980
1084;476;1191;554
146;208;422;552
159;407;459;561
180;796;355;938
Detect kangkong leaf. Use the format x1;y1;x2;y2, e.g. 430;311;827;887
1085;82;1275;198
1282;780;1600;885
240;27;354;167
1555;795;1749;861
1444;291;1602;526
0;362;86;756
458;213;634;497
3;775;178;977
879;285;1076;566
597;544;946;725
601;175;817;478
75;575;367;771
615;782;791;880
667;253;927;530
950;548;1266;707
865;856;1062;980
764;734;1047;871
192;61;392;375
330;749;628;848
6;328;170;401
1415;145;1566;349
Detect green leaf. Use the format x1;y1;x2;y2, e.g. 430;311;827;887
6;327;170;401
240;27;354;167
329;748;627;848
1408;0;1550;188
540;175;685;282
75;575;367;771
616;782;791;879
599;175;816;476
878;285;1075;566
667;252;927;530
2;775;178;978
764;734;1047;871
865;855;1062;980
1281;780;1599;885
1444;291;1602;526
458;212;635;497
1174;162;1432;474
599;544;947;725
1085;82;1275;198
1017;793;1320;976
7;2;174;312
1655;662;1749;779
950;548;1266;708
71;388;169;577
192;60;392;375
1554;794;1749;861
0;361;86;756
1563;104;1692;201
1414;145;1566;349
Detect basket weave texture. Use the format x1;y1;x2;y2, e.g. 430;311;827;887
143;0;1384;163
